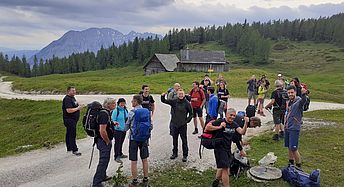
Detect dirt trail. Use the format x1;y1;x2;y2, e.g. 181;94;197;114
1;77;344;187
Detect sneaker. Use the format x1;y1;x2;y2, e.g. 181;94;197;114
212;179;220;187
192;128;198;134
182;157;187;162
129;179;139;187
120;154;128;159
170;154;178;160
272;134;279;141
115;157;123;164
72;151;82;156
279;131;284;138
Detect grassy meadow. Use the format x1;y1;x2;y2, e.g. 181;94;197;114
0;99;86;157
3;40;344;103
150;109;344;187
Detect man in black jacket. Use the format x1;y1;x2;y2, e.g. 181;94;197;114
161;89;193;162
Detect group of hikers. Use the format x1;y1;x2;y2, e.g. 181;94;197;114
61;73;310;187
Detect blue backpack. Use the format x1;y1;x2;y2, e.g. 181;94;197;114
282;165;320;187
131;108;151;142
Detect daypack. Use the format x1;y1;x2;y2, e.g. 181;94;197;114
246;105;256;118
275;89;288;110
131;108;151;142
199;120;224;159
217;99;226;115
230;150;250;179
234;111;246;128
282;165;320;187
82;101;104;137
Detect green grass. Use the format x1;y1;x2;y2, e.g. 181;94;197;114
150;109;344;186
0;99;86;157
3;40;344;103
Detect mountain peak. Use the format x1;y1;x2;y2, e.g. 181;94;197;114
30;28;162;64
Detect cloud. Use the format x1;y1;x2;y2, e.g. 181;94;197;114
0;0;343;49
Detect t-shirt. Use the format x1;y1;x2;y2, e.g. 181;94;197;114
247;79;256;92
141;94;155;111
271;89;287;110
97;110;114;140
212;118;239;151
62;95;80;121
217;88;229;102
189;88;205;108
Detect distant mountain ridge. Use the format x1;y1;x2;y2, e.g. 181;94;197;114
0;50;39;59
30;28;162;63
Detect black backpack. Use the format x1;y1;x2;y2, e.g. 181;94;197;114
245;105;256;118
275;89;288;110
303;95;310;111
82;101;104;137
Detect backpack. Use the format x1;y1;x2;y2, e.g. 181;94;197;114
246;105;256;118
282;165;320;187
234;111;246;128
217;98;226;115
82;101;105;137
275;89;288;110
199;120;224;159
230;150;250;179
304;95;310;111
131;108;151;142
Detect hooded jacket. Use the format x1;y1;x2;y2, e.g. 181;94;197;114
161;95;193;127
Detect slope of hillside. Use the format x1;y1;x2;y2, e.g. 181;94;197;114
4;41;344;103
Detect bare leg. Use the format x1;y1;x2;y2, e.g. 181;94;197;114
131;161;138;179
193;117;197;129
216;169;222;180
142;158;149;178
293;150;301;164
222;168;230;187
199;117;205;129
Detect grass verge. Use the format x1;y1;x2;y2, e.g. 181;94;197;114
150;109;344;187
0;99;86;157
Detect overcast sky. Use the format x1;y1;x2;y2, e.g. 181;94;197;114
1;0;344;50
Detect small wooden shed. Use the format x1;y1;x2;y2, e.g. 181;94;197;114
143;54;179;75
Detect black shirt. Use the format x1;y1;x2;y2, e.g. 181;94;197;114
212;118;239;151
217;88;229;102
96;110;114;140
141;94;155;111
62;95;80;121
271;89;287;110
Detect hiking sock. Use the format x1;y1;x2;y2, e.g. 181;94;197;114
296;163;302;168
289;160;295;165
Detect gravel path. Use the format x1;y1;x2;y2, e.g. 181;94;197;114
1;77;344;187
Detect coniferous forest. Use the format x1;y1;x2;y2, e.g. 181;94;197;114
1;13;344;77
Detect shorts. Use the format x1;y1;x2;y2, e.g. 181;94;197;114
193;107;203;118
129;140;149;161
284;130;300;151
248;91;256;100
214;148;232;169
273;109;285;125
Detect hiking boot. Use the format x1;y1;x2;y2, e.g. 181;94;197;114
272;134;279;141
72;151;82;156
142;177;149;183
192;128;198;134
182;156;187;162
115;157;123;164
170;154;178;160
120;154;128;159
279;131;284;138
212;179;220;187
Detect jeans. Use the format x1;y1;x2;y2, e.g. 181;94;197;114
93;139;112;187
114;130;126;158
64;119;78;152
170;124;188;157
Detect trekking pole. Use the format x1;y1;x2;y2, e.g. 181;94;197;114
88;142;95;169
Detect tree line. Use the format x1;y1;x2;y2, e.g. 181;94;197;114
1;13;343;77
